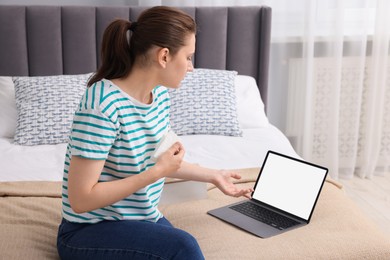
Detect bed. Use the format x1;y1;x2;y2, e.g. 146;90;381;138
0;5;389;260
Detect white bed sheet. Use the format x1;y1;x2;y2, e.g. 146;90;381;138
181;125;298;169
0;125;297;182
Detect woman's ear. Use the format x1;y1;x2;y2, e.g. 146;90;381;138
157;47;170;68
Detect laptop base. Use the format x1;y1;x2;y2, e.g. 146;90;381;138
207;200;305;238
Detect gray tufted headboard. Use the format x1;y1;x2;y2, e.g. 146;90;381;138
0;5;271;106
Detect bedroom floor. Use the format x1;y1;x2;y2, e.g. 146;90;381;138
338;173;390;239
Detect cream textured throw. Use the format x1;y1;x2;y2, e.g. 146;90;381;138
1;169;389;259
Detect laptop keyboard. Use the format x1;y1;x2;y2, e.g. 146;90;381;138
230;202;300;230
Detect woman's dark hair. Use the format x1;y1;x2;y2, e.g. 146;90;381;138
88;6;196;87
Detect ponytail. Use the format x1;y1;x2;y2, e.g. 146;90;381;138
88;6;196;87
88;19;135;87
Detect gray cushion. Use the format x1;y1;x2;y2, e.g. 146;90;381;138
13;74;91;145
169;69;241;136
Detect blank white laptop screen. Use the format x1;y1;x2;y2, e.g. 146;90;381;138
252;153;327;220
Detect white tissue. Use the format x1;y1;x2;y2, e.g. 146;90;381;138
152;130;181;160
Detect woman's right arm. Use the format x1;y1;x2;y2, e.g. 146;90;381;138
67;142;184;214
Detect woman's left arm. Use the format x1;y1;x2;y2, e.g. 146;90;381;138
170;161;253;198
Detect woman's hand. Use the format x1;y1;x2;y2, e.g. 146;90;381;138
213;170;254;198
154;142;185;178
165;162;253;198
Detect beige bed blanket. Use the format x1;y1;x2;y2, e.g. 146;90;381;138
1;168;389;259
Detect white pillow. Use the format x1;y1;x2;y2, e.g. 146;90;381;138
0;77;17;138
235;75;269;129
169;68;242;136
13;73;92;146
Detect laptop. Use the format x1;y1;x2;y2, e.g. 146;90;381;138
207;150;328;238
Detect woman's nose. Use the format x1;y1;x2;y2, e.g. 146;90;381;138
187;61;194;72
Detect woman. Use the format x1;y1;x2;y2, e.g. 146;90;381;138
57;6;252;259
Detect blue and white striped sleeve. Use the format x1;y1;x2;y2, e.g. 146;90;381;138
69;106;118;160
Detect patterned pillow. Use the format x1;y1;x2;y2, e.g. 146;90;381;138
13;73;91;145
169;68;242;136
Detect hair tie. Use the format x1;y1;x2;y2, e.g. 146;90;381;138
129;21;138;32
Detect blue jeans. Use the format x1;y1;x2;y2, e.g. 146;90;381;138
57;217;204;260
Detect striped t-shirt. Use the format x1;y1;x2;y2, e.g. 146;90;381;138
61;79;170;223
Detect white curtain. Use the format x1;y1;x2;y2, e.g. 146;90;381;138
266;0;390;180
137;0;390;180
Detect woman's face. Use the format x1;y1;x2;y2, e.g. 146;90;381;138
162;33;195;88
